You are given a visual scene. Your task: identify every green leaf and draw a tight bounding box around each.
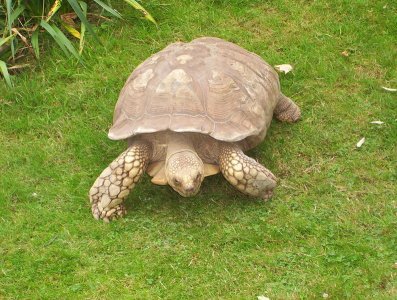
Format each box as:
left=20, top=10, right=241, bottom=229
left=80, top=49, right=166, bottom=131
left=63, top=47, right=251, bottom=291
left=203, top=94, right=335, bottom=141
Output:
left=0, top=34, right=15, bottom=48
left=40, top=20, right=81, bottom=61
left=40, top=19, right=69, bottom=56
left=31, top=29, right=40, bottom=59
left=51, top=24, right=80, bottom=60
left=79, top=1, right=87, bottom=55
left=10, top=4, right=25, bottom=24
left=6, top=0, right=15, bottom=57
left=66, top=0, right=102, bottom=44
left=123, top=0, right=157, bottom=25
left=0, top=60, right=13, bottom=87
left=93, top=0, right=122, bottom=19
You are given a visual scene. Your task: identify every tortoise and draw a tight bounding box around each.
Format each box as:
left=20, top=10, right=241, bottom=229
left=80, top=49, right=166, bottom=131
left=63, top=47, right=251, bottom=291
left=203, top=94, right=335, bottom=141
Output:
left=89, top=37, right=301, bottom=222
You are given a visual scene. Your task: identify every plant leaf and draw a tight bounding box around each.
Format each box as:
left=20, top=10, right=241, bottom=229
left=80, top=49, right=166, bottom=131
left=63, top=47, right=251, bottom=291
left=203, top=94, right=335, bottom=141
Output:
left=93, top=0, right=122, bottom=18
left=275, top=64, right=293, bottom=74
left=8, top=63, right=30, bottom=70
left=51, top=24, right=81, bottom=60
left=6, top=0, right=15, bottom=58
left=11, top=28, right=29, bottom=47
left=0, top=34, right=15, bottom=48
left=381, top=86, right=397, bottom=92
left=66, top=0, right=102, bottom=44
left=356, top=137, right=365, bottom=148
left=79, top=1, right=87, bottom=55
left=31, top=29, right=40, bottom=59
left=10, top=4, right=25, bottom=24
left=46, top=0, right=62, bottom=22
left=40, top=19, right=69, bottom=56
left=0, top=60, right=13, bottom=87
left=123, top=0, right=157, bottom=25
left=61, top=21, right=81, bottom=39
left=341, top=50, right=349, bottom=57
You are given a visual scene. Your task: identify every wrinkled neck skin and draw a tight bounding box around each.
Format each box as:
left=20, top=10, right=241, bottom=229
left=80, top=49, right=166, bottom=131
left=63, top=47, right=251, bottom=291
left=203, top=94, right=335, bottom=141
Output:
left=165, top=133, right=204, bottom=197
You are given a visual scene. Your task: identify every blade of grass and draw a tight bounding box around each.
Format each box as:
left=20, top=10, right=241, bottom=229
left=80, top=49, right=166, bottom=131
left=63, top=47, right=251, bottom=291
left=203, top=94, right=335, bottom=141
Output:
left=79, top=1, right=87, bottom=55
left=92, top=0, right=122, bottom=18
left=5, top=0, right=15, bottom=58
left=123, top=0, right=157, bottom=25
left=66, top=0, right=102, bottom=44
left=46, top=0, right=62, bottom=22
left=31, top=29, right=39, bottom=59
left=0, top=60, right=12, bottom=87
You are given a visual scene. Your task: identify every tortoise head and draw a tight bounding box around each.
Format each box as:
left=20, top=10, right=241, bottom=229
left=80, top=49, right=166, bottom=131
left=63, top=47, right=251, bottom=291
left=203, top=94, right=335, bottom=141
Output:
left=165, top=150, right=204, bottom=197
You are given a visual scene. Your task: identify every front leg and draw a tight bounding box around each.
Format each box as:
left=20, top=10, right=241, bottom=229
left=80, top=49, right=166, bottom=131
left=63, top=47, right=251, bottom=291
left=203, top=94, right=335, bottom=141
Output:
left=89, top=141, right=151, bottom=222
left=218, top=143, right=277, bottom=200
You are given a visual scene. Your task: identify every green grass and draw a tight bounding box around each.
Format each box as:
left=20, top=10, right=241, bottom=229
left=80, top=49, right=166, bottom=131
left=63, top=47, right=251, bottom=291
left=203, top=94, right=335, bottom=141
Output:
left=1, top=0, right=396, bottom=299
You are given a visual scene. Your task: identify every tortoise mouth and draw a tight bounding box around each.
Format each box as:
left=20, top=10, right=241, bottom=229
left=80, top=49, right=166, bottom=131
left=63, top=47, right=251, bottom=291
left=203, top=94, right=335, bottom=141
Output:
left=172, top=184, right=201, bottom=198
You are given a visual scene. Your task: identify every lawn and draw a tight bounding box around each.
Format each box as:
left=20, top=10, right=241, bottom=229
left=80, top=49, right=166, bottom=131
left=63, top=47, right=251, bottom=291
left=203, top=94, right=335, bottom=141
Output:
left=0, top=0, right=396, bottom=299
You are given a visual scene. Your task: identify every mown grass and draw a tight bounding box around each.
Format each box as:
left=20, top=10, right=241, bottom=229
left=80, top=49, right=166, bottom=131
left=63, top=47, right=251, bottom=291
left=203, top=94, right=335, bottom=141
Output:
left=1, top=0, right=396, bottom=299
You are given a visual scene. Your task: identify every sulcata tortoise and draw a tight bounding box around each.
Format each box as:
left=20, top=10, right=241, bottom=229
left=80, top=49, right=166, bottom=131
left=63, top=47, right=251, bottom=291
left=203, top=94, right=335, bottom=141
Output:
left=89, top=37, right=301, bottom=221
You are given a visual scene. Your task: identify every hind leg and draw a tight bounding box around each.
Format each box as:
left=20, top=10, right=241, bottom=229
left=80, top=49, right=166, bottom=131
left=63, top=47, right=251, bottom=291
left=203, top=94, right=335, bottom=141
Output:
left=274, top=93, right=301, bottom=122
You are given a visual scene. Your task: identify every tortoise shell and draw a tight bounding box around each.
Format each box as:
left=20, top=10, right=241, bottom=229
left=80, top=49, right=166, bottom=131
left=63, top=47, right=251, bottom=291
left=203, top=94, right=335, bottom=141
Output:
left=108, top=37, right=281, bottom=148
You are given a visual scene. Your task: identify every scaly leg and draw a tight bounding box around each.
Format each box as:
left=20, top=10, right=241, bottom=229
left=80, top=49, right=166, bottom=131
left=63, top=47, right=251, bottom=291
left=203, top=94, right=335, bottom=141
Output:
left=89, top=141, right=151, bottom=222
left=218, top=143, right=277, bottom=200
left=274, top=93, right=301, bottom=122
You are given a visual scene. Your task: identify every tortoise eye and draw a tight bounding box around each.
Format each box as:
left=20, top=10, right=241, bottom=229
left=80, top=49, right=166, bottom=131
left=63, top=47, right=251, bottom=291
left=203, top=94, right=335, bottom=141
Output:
left=195, top=174, right=201, bottom=182
left=174, top=179, right=181, bottom=186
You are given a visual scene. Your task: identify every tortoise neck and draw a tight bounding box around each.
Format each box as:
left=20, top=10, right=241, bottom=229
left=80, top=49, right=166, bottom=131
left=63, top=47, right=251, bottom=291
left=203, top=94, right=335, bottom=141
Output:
left=166, top=132, right=196, bottom=161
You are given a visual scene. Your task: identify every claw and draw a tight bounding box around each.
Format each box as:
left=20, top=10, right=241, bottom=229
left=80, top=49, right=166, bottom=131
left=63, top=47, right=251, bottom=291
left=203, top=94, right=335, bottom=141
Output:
left=262, top=190, right=274, bottom=201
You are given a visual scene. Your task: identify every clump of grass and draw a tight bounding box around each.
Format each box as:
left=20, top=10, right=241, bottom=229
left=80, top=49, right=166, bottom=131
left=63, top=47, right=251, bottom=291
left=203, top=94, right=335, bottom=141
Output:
left=0, top=0, right=156, bottom=87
